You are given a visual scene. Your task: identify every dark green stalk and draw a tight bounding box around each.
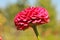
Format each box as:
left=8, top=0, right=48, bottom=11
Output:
left=31, top=25, right=40, bottom=40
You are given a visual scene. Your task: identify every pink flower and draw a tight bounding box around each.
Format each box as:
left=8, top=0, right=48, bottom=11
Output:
left=14, top=7, right=49, bottom=30
left=0, top=36, right=2, bottom=40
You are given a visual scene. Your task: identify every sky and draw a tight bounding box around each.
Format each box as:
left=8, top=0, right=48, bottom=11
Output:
left=51, top=0, right=60, bottom=20
left=0, top=0, right=17, bottom=8
left=0, top=0, right=60, bottom=20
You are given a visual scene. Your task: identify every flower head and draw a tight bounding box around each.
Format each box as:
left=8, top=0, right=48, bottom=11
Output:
left=0, top=36, right=2, bottom=40
left=14, top=7, right=49, bottom=30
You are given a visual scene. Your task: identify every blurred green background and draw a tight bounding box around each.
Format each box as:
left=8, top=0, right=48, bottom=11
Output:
left=0, top=0, right=60, bottom=40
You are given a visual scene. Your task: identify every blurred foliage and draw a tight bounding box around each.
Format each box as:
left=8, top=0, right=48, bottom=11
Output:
left=38, top=0, right=57, bottom=32
left=0, top=0, right=60, bottom=40
left=0, top=14, right=7, bottom=24
left=6, top=4, right=25, bottom=20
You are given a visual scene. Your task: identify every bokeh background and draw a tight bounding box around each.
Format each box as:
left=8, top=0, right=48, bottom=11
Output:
left=0, top=0, right=60, bottom=40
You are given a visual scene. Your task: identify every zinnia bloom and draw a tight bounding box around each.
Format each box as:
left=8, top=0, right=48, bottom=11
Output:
left=0, top=36, right=2, bottom=40
left=14, top=7, right=49, bottom=30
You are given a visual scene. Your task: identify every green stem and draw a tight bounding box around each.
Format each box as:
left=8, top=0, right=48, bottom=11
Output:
left=32, top=25, right=40, bottom=40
